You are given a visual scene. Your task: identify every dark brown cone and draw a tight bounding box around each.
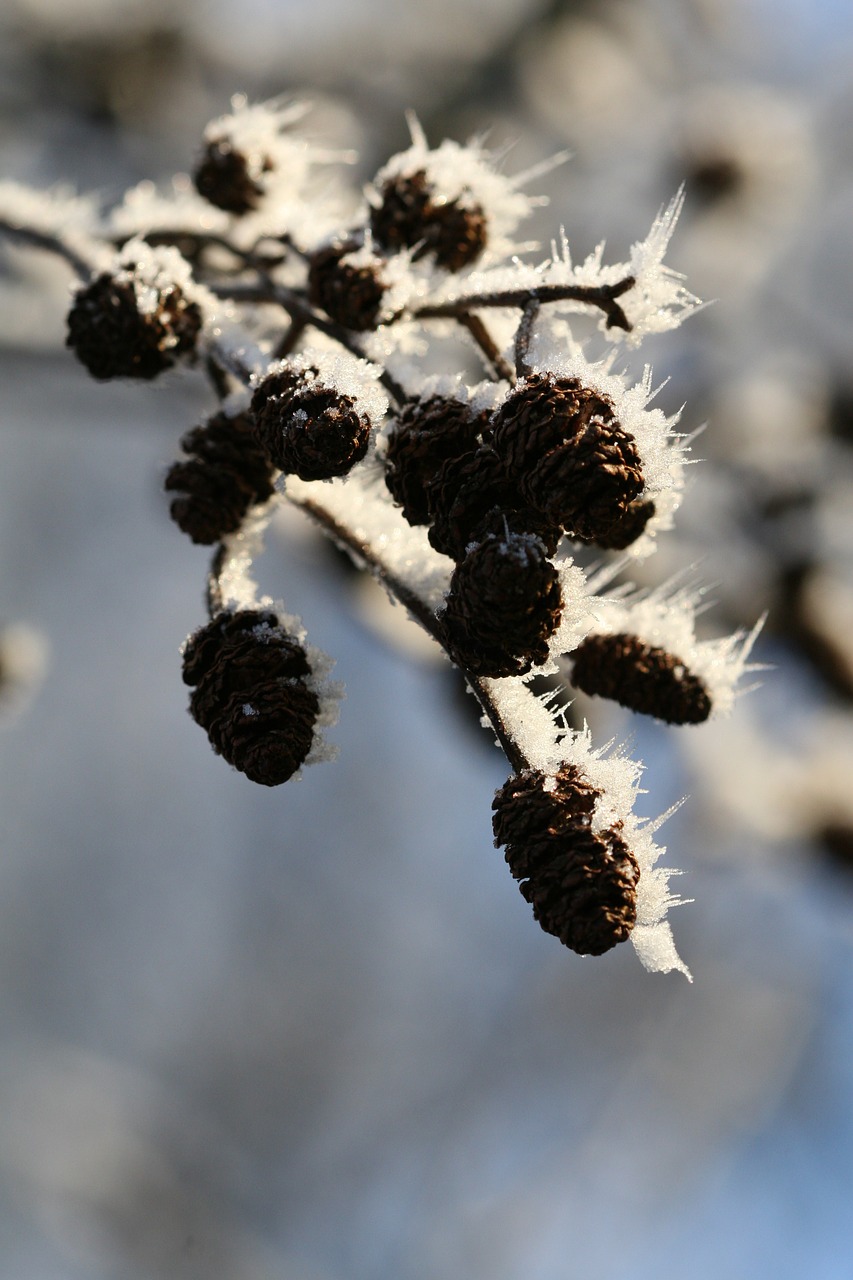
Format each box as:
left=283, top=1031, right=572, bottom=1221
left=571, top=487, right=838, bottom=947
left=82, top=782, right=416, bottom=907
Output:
left=573, top=499, right=657, bottom=551
left=426, top=446, right=562, bottom=562
left=307, top=242, right=386, bottom=331
left=492, top=766, right=640, bottom=956
left=183, top=611, right=311, bottom=727
left=191, top=640, right=306, bottom=754
left=369, top=169, right=487, bottom=271
left=569, top=631, right=712, bottom=724
left=183, top=609, right=318, bottom=786
left=439, top=532, right=562, bottom=678
left=165, top=411, right=276, bottom=545
left=490, top=374, right=645, bottom=542
left=216, top=680, right=319, bottom=786
left=251, top=368, right=371, bottom=480
left=182, top=609, right=288, bottom=685
left=66, top=272, right=202, bottom=381
left=383, top=396, right=486, bottom=525
left=193, top=139, right=268, bottom=214
left=492, top=766, right=599, bottom=856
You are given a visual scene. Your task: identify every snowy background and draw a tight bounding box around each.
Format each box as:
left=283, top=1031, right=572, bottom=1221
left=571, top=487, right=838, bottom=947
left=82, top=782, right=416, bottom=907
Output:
left=2, top=0, right=853, bottom=1277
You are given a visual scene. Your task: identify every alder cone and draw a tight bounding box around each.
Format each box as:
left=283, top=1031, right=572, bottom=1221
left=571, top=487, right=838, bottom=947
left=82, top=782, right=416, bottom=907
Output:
left=490, top=374, right=645, bottom=542
left=439, top=532, right=562, bottom=678
left=492, top=767, right=599, bottom=856
left=569, top=632, right=712, bottom=724
left=384, top=396, right=485, bottom=526
left=165, top=411, right=276, bottom=545
left=518, top=818, right=640, bottom=957
left=575, top=498, right=657, bottom=551
left=183, top=610, right=312, bottom=738
left=308, top=242, right=386, bottom=331
left=193, top=140, right=267, bottom=214
left=370, top=169, right=487, bottom=271
left=183, top=609, right=318, bottom=786
left=493, top=767, right=640, bottom=956
left=215, top=681, right=319, bottom=786
left=426, top=446, right=562, bottom=562
left=251, top=368, right=370, bottom=480
left=183, top=609, right=283, bottom=685
left=66, top=273, right=202, bottom=381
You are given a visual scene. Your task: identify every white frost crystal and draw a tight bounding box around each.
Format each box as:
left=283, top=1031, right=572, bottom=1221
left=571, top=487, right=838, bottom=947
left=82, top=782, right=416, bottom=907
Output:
left=256, top=348, right=389, bottom=430
left=202, top=96, right=314, bottom=199
left=542, top=191, right=703, bottom=344
left=108, top=176, right=231, bottom=241
left=112, top=237, right=217, bottom=325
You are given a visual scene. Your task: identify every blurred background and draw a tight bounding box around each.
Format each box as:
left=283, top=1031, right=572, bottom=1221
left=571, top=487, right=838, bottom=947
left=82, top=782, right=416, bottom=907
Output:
left=2, top=0, right=853, bottom=1276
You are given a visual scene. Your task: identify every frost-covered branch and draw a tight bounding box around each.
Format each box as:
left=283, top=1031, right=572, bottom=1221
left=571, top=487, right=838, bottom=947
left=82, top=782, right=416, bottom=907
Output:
left=0, top=214, right=93, bottom=280
left=415, top=275, right=636, bottom=332
left=454, top=312, right=516, bottom=382
left=0, top=96, right=761, bottom=979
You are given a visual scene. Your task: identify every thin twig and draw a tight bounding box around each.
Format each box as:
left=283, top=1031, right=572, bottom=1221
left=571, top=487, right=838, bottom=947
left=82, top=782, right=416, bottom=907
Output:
left=455, top=312, right=515, bottom=382
left=416, top=275, right=636, bottom=332
left=205, top=355, right=233, bottom=401
left=211, top=279, right=409, bottom=405
left=0, top=219, right=92, bottom=281
left=515, top=297, right=541, bottom=378
left=207, top=338, right=258, bottom=387
left=272, top=316, right=308, bottom=361
left=119, top=228, right=288, bottom=273
left=289, top=491, right=530, bottom=774
left=206, top=544, right=227, bottom=619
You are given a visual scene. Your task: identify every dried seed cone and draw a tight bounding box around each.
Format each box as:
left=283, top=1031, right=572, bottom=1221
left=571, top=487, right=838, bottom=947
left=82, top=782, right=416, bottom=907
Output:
left=193, top=139, right=267, bottom=215
left=182, top=609, right=318, bottom=786
left=370, top=169, right=487, bottom=271
left=214, top=681, right=320, bottom=786
left=575, top=499, right=657, bottom=551
left=439, top=532, right=562, bottom=678
left=165, top=411, right=276, bottom=545
left=493, top=766, right=640, bottom=956
left=427, top=446, right=562, bottom=562
left=490, top=374, right=645, bottom=542
left=307, top=242, right=386, bottom=331
left=66, top=272, right=202, bottom=381
left=569, top=632, right=713, bottom=724
left=383, top=396, right=485, bottom=526
left=251, top=367, right=371, bottom=480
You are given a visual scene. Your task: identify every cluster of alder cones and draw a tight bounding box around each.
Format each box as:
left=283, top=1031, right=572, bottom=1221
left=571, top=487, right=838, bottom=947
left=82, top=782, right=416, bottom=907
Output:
left=49, top=102, right=729, bottom=967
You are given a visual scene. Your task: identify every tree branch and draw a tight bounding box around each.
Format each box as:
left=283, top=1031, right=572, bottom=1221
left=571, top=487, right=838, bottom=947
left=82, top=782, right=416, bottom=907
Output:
left=283, top=488, right=532, bottom=774
left=515, top=297, right=541, bottom=377
left=416, top=275, right=636, bottom=332
left=210, top=279, right=409, bottom=405
left=0, top=218, right=92, bottom=281
left=455, top=312, right=515, bottom=382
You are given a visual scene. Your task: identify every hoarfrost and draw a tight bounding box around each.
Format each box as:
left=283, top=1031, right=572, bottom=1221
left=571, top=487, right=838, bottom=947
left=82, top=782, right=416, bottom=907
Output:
left=580, top=580, right=766, bottom=717
left=369, top=115, right=540, bottom=263
left=258, top=348, right=389, bottom=428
